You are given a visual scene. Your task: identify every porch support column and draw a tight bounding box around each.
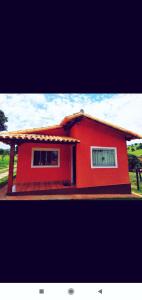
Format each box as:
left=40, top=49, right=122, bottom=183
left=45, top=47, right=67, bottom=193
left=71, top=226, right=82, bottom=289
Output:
left=7, top=143, right=15, bottom=194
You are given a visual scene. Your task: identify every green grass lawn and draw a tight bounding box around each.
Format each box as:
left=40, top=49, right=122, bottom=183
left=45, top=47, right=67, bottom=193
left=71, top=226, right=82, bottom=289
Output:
left=0, top=166, right=17, bottom=175
left=129, top=172, right=142, bottom=196
left=0, top=175, right=9, bottom=187
left=128, top=149, right=142, bottom=157
left=0, top=155, right=10, bottom=170
left=0, top=154, right=17, bottom=173
left=0, top=154, right=17, bottom=187
left=0, top=172, right=17, bottom=187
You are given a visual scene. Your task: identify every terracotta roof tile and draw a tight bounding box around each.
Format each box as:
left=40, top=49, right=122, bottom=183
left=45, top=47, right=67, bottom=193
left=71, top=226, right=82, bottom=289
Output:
left=60, top=112, right=142, bottom=140
left=4, top=124, right=63, bottom=134
left=0, top=112, right=141, bottom=142
left=0, top=133, right=80, bottom=144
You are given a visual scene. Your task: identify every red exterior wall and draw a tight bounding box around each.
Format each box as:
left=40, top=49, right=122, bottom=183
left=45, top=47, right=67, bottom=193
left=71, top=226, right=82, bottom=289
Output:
left=70, top=118, right=130, bottom=188
left=16, top=143, right=71, bottom=183
left=16, top=117, right=130, bottom=188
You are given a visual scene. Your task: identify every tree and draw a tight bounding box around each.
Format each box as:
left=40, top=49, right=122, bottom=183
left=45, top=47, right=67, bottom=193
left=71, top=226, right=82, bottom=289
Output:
left=0, top=110, right=8, bottom=131
left=136, top=144, right=142, bottom=150
left=128, top=154, right=141, bottom=171
left=0, top=149, right=4, bottom=155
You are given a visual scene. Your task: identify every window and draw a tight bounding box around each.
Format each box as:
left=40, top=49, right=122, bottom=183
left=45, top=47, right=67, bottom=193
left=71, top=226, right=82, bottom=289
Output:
left=32, top=149, right=60, bottom=167
left=91, top=147, right=117, bottom=168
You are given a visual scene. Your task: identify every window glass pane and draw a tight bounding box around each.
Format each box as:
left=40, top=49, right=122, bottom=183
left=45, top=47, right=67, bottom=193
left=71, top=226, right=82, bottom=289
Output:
left=40, top=151, right=46, bottom=165
left=51, top=151, right=58, bottom=164
left=46, top=151, right=58, bottom=165
left=33, top=151, right=40, bottom=165
left=46, top=151, right=52, bottom=165
left=92, top=149, right=116, bottom=167
left=33, top=150, right=59, bottom=166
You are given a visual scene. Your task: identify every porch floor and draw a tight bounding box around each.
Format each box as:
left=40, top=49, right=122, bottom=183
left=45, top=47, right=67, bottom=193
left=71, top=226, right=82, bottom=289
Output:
left=5, top=180, right=139, bottom=198
left=12, top=182, right=74, bottom=193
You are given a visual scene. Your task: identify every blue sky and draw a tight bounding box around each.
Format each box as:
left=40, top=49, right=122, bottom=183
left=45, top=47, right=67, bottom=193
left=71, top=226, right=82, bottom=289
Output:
left=0, top=93, right=142, bottom=148
left=44, top=93, right=115, bottom=102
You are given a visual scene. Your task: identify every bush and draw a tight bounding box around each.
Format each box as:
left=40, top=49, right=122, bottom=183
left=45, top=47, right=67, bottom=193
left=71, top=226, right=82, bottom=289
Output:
left=136, top=144, right=142, bottom=150
left=128, top=154, right=141, bottom=171
left=0, top=149, right=4, bottom=155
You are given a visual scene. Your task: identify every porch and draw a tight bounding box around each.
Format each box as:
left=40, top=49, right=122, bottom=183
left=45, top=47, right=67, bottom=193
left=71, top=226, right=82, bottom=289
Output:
left=0, top=132, right=79, bottom=195
left=4, top=179, right=132, bottom=196
left=11, top=180, right=76, bottom=196
left=0, top=180, right=140, bottom=200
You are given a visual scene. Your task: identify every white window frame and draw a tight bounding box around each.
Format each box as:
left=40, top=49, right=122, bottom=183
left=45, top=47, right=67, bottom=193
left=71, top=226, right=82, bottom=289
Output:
left=90, top=146, right=118, bottom=168
left=31, top=148, right=60, bottom=168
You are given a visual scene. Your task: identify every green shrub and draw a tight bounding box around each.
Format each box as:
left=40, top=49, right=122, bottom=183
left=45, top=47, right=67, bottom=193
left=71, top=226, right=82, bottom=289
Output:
left=136, top=144, right=142, bottom=150
left=128, top=154, right=141, bottom=171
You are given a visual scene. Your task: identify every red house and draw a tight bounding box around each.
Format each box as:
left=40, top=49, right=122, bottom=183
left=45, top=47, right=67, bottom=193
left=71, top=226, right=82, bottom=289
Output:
left=0, top=111, right=141, bottom=196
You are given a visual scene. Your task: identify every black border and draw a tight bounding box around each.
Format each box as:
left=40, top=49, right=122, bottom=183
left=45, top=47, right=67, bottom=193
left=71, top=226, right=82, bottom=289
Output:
left=0, top=200, right=142, bottom=283
left=1, top=34, right=142, bottom=282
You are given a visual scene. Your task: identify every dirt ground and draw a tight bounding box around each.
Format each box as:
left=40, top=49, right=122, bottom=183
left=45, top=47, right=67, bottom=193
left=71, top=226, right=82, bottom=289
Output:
left=0, top=171, right=8, bottom=179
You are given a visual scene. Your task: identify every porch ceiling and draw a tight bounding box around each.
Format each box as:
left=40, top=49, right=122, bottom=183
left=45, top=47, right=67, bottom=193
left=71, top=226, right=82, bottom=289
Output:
left=0, top=133, right=80, bottom=145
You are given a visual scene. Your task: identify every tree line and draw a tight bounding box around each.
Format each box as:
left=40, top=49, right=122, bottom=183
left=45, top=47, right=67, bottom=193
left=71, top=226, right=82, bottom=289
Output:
left=128, top=143, right=142, bottom=151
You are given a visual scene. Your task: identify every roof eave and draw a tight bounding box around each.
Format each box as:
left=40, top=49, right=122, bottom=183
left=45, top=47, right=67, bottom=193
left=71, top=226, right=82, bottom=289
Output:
left=0, top=125, right=63, bottom=135
left=61, top=113, right=142, bottom=140
left=125, top=135, right=142, bottom=141
left=0, top=135, right=80, bottom=144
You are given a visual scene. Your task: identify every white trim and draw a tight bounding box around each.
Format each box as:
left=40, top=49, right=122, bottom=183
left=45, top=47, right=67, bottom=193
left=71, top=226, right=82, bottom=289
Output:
left=31, top=148, right=60, bottom=168
left=90, top=146, right=118, bottom=169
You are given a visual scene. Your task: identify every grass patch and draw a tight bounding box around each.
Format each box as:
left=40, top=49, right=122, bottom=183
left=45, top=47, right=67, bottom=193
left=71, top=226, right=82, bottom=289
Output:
left=0, top=172, right=17, bottom=188
left=0, top=166, right=17, bottom=175
left=0, top=154, right=17, bottom=188
left=0, top=168, right=9, bottom=173
left=0, top=155, right=10, bottom=169
left=129, top=172, right=142, bottom=196
left=0, top=154, right=17, bottom=173
left=128, top=149, right=142, bottom=157
left=0, top=175, right=8, bottom=188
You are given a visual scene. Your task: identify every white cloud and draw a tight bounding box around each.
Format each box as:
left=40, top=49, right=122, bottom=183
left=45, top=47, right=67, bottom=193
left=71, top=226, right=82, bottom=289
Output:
left=0, top=93, right=142, bottom=149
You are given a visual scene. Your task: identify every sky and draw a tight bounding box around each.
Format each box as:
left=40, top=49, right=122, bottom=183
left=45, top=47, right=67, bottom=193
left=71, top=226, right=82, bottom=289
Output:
left=0, top=93, right=142, bottom=148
